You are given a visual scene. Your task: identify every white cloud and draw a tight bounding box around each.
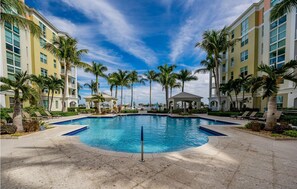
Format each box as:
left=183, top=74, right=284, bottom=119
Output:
left=169, top=0, right=259, bottom=63
left=60, top=0, right=158, bottom=66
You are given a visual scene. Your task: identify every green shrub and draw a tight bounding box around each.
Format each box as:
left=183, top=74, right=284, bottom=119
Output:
left=283, top=130, right=297, bottom=137
left=0, top=124, right=17, bottom=134
left=245, top=122, right=252, bottom=129
left=273, top=122, right=291, bottom=134
left=120, top=109, right=138, bottom=113
left=251, top=122, right=262, bottom=132
left=23, top=120, right=40, bottom=132
left=51, top=111, right=78, bottom=117
left=190, top=109, right=208, bottom=114
left=147, top=110, right=169, bottom=113
left=0, top=108, right=13, bottom=122
left=208, top=111, right=241, bottom=117
left=290, top=119, right=297, bottom=126
left=23, top=106, right=46, bottom=116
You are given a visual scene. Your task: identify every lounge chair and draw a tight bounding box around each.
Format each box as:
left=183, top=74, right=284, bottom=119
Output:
left=23, top=111, right=39, bottom=121
left=35, top=111, right=48, bottom=119
left=247, top=111, right=258, bottom=119
left=45, top=110, right=61, bottom=118
left=236, top=111, right=250, bottom=119
left=250, top=112, right=266, bottom=121
left=251, top=111, right=282, bottom=122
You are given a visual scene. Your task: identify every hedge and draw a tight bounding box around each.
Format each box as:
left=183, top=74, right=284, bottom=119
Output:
left=120, top=110, right=138, bottom=113
left=208, top=111, right=241, bottom=117
left=51, top=111, right=79, bottom=117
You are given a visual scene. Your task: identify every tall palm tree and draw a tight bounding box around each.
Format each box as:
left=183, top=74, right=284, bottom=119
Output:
left=44, top=36, right=88, bottom=112
left=0, top=72, right=32, bottom=131
left=91, top=94, right=105, bottom=114
left=48, top=76, right=64, bottom=111
left=111, top=70, right=130, bottom=107
left=77, top=82, right=82, bottom=102
left=252, top=61, right=297, bottom=130
left=144, top=70, right=159, bottom=108
left=196, top=27, right=236, bottom=111
left=271, top=0, right=297, bottom=21
left=237, top=74, right=252, bottom=110
left=107, top=73, right=116, bottom=97
left=84, top=80, right=98, bottom=95
left=169, top=79, right=181, bottom=97
left=129, top=71, right=147, bottom=108
left=1, top=0, right=41, bottom=36
left=220, top=79, right=235, bottom=109
left=177, top=69, right=198, bottom=92
left=31, top=75, right=47, bottom=107
left=84, top=61, right=108, bottom=94
left=157, top=64, right=177, bottom=108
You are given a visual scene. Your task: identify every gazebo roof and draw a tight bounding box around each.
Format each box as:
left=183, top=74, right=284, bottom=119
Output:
left=84, top=93, right=117, bottom=101
left=169, top=92, right=202, bottom=100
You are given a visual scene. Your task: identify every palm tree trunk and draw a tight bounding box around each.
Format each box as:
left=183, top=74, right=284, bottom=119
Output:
left=115, top=86, right=118, bottom=99
left=62, top=66, right=68, bottom=112
left=241, top=90, right=245, bottom=111
left=96, top=75, right=99, bottom=94
left=165, top=86, right=169, bottom=109
left=149, top=81, right=152, bottom=109
left=121, top=85, right=123, bottom=107
left=214, top=57, right=222, bottom=111
left=170, top=87, right=172, bottom=98
left=265, top=95, right=277, bottom=130
left=13, top=91, right=23, bottom=132
left=235, top=94, right=238, bottom=110
left=182, top=81, right=184, bottom=92
left=39, top=88, right=43, bottom=107
left=50, top=90, right=54, bottom=111
left=131, top=83, right=133, bottom=108
left=47, top=90, right=50, bottom=111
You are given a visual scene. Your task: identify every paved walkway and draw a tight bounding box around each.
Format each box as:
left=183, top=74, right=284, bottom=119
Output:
left=1, top=115, right=297, bottom=189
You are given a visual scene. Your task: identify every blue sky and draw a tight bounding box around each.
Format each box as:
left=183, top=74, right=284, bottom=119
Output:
left=26, top=0, right=259, bottom=105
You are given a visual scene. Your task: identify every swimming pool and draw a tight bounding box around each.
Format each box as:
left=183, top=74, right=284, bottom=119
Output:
left=56, top=115, right=230, bottom=153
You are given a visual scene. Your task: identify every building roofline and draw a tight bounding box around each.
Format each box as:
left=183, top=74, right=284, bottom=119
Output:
left=229, top=0, right=263, bottom=28
left=28, top=8, right=70, bottom=37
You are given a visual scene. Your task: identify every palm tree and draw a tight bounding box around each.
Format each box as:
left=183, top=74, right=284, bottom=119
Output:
left=77, top=82, right=82, bottom=102
left=112, top=70, right=130, bottom=107
left=144, top=70, right=159, bottom=108
left=0, top=72, right=32, bottom=131
left=44, top=36, right=88, bottom=112
left=107, top=73, right=116, bottom=97
left=31, top=75, right=48, bottom=107
left=1, top=0, right=41, bottom=36
left=91, top=94, right=105, bottom=114
left=84, top=61, right=108, bottom=94
left=237, top=74, right=252, bottom=110
left=196, top=27, right=236, bottom=111
left=271, top=0, right=297, bottom=21
left=157, top=64, right=177, bottom=108
left=177, top=69, right=198, bottom=92
left=129, top=71, right=147, bottom=108
left=169, top=79, right=181, bottom=97
left=220, top=79, right=235, bottom=109
left=84, top=80, right=98, bottom=95
left=47, top=76, right=64, bottom=111
left=252, top=61, right=297, bottom=130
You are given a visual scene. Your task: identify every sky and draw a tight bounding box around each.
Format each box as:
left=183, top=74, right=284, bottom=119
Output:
left=26, top=0, right=259, bottom=105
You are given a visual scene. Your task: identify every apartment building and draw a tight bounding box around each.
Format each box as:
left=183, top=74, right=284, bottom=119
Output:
left=209, top=0, right=297, bottom=111
left=29, top=9, right=79, bottom=111
left=0, top=1, right=79, bottom=110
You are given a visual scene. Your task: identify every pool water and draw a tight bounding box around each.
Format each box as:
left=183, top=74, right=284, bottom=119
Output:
left=57, top=115, right=229, bottom=153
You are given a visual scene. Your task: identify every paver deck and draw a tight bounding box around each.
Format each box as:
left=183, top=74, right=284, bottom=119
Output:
left=1, top=114, right=297, bottom=189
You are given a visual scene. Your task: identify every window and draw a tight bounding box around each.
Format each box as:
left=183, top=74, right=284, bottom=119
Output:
left=6, top=51, right=21, bottom=77
left=271, top=0, right=281, bottom=7
left=240, top=50, right=248, bottom=62
left=9, top=97, right=15, bottom=108
left=40, top=37, right=46, bottom=47
left=222, top=64, right=226, bottom=72
left=240, top=66, right=248, bottom=76
left=40, top=53, right=47, bottom=64
left=41, top=68, right=48, bottom=77
left=52, top=32, right=56, bottom=41
left=276, top=96, right=283, bottom=109
left=241, top=18, right=249, bottom=46
left=269, top=15, right=287, bottom=67
left=39, top=22, right=46, bottom=38
left=43, top=100, right=49, bottom=109
left=231, top=30, right=234, bottom=39
left=5, top=29, right=12, bottom=44
left=55, top=100, right=58, bottom=109
left=54, top=59, right=57, bottom=68
left=230, top=72, right=234, bottom=80
left=230, top=57, right=234, bottom=67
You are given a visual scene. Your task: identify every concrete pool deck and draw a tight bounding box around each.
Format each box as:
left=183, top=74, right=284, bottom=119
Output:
left=1, top=114, right=297, bottom=188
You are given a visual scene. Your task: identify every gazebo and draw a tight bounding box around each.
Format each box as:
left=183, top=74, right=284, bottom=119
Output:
left=169, top=92, right=202, bottom=112
left=84, top=93, right=117, bottom=109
